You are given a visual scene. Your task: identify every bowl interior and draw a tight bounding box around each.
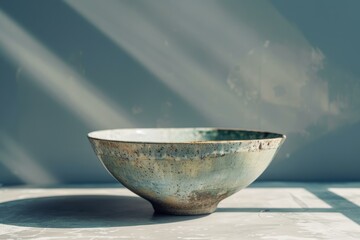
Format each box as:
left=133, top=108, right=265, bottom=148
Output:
left=88, top=128, right=284, bottom=143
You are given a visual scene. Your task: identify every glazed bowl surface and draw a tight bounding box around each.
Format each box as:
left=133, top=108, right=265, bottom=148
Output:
left=88, top=128, right=285, bottom=215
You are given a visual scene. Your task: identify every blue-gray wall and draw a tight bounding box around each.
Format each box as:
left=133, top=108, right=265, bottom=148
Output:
left=1, top=0, right=359, bottom=185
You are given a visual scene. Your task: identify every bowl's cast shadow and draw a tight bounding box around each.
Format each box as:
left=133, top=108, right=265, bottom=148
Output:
left=0, top=195, right=205, bottom=228
left=2, top=192, right=358, bottom=228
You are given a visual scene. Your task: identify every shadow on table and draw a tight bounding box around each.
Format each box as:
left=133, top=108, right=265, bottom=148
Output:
left=0, top=195, right=205, bottom=228
left=217, top=207, right=331, bottom=213
left=218, top=183, right=360, bottom=225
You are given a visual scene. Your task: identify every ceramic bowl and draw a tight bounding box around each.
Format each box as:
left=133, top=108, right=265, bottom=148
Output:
left=88, top=128, right=285, bottom=215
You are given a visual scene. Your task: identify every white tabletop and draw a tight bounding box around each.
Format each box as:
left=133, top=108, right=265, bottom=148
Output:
left=1, top=182, right=359, bottom=240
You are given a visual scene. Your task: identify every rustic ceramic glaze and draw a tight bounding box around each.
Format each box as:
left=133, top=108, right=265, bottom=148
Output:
left=88, top=128, right=286, bottom=215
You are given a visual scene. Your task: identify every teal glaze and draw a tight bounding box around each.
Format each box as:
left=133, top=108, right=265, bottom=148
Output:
left=88, top=128, right=286, bottom=215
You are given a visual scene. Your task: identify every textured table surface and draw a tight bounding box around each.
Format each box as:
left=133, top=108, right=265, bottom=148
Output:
left=0, top=182, right=359, bottom=240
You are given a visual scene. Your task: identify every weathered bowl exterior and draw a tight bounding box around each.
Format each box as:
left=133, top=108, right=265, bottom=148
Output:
left=88, top=128, right=285, bottom=215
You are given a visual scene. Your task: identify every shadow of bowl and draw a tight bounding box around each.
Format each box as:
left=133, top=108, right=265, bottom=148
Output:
left=0, top=195, right=205, bottom=228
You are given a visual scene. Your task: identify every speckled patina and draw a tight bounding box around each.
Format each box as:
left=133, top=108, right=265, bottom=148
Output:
left=88, top=128, right=286, bottom=215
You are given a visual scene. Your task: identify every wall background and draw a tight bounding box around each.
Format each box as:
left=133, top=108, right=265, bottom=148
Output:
left=1, top=0, right=359, bottom=185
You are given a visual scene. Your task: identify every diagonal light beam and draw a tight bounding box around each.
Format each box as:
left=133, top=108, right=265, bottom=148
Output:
left=65, top=0, right=339, bottom=134
left=0, top=134, right=58, bottom=185
left=64, top=0, right=263, bottom=127
left=0, top=9, right=134, bottom=129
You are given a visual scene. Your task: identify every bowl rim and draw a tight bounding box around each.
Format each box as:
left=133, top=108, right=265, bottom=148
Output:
left=87, top=127, right=286, bottom=145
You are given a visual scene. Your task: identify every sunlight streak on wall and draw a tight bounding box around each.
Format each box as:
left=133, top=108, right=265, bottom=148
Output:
left=0, top=9, right=134, bottom=129
left=63, top=0, right=357, bottom=135
left=140, top=0, right=354, bottom=133
left=65, top=0, right=262, bottom=127
left=0, top=134, right=57, bottom=185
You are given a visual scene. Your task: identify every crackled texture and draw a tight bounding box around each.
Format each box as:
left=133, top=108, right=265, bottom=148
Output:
left=88, top=128, right=285, bottom=215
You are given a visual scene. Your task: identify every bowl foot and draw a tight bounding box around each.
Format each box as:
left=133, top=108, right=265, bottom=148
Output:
left=151, top=202, right=218, bottom=215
